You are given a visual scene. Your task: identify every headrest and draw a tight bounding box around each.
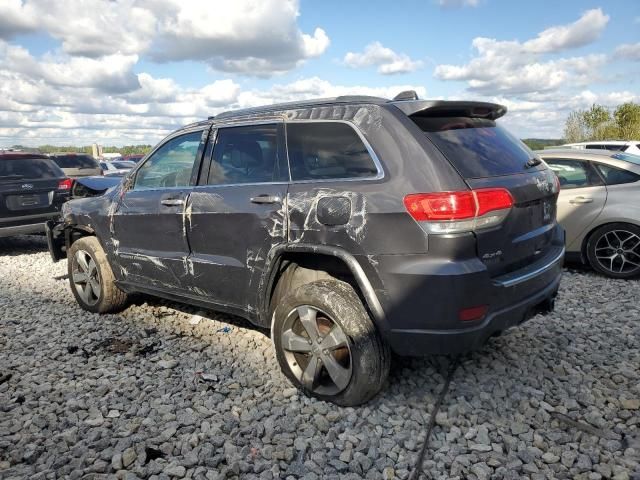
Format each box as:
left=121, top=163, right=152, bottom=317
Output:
left=230, top=141, right=262, bottom=169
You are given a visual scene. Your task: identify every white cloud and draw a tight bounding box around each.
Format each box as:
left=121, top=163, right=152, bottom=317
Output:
left=343, top=42, right=423, bottom=75
left=0, top=0, right=328, bottom=76
left=434, top=9, right=610, bottom=95
left=614, top=42, right=640, bottom=61
left=0, top=42, right=426, bottom=145
left=436, top=0, right=479, bottom=8
left=522, top=8, right=609, bottom=53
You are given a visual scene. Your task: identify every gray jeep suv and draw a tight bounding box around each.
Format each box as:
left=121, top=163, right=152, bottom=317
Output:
left=48, top=93, right=564, bottom=405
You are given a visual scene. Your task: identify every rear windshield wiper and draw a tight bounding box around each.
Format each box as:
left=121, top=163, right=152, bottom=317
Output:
left=525, top=158, right=542, bottom=169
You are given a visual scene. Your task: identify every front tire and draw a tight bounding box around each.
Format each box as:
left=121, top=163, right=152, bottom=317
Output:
left=586, top=223, right=640, bottom=279
left=68, top=236, right=128, bottom=313
left=272, top=279, right=390, bottom=406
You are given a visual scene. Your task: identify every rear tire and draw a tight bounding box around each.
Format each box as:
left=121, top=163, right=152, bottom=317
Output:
left=68, top=236, right=129, bottom=313
left=272, top=279, right=390, bottom=406
left=586, top=223, right=640, bottom=279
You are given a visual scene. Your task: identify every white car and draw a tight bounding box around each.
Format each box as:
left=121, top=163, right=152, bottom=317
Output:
left=538, top=149, right=640, bottom=278
left=100, top=160, right=136, bottom=176
left=554, top=141, right=640, bottom=155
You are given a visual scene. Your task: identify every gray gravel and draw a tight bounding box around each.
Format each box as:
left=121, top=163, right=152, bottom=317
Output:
left=0, top=235, right=639, bottom=480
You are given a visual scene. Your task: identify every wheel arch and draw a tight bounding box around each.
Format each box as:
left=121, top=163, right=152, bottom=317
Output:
left=260, top=244, right=387, bottom=332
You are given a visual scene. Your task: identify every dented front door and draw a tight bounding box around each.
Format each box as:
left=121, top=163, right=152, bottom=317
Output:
left=111, top=128, right=207, bottom=292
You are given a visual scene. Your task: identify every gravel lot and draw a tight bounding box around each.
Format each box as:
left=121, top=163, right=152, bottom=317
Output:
left=0, top=235, right=639, bottom=480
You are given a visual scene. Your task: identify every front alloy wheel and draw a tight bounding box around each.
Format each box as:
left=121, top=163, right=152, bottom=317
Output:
left=72, top=250, right=101, bottom=306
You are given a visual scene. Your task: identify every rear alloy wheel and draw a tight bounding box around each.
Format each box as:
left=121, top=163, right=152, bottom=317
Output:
left=587, top=223, right=640, bottom=279
left=272, top=279, right=390, bottom=406
left=68, top=236, right=129, bottom=313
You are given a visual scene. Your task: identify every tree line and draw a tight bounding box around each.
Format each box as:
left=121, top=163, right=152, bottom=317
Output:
left=564, top=102, right=640, bottom=143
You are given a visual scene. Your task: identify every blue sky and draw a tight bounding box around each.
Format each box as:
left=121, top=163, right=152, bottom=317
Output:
left=0, top=0, right=638, bottom=146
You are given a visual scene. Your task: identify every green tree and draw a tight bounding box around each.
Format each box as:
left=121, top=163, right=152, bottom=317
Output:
left=563, top=102, right=640, bottom=142
left=614, top=102, right=640, bottom=140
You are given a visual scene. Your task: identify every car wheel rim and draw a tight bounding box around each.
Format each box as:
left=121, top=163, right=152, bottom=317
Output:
left=72, top=250, right=101, bottom=306
left=280, top=305, right=353, bottom=396
left=594, top=229, right=640, bottom=275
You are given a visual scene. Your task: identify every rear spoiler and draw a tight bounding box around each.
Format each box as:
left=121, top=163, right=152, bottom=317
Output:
left=390, top=100, right=507, bottom=120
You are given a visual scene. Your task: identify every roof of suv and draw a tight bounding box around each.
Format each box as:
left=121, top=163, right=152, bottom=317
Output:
left=201, top=96, right=507, bottom=124
left=0, top=151, right=50, bottom=160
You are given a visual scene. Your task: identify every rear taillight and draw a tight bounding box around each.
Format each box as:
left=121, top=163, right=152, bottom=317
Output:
left=58, top=178, right=73, bottom=191
left=404, top=188, right=513, bottom=234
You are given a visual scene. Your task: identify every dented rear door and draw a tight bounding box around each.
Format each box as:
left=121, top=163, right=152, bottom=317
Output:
left=184, top=122, right=289, bottom=312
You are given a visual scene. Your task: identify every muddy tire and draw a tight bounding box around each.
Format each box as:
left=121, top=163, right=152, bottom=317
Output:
left=68, top=236, right=128, bottom=313
left=272, top=279, right=390, bottom=406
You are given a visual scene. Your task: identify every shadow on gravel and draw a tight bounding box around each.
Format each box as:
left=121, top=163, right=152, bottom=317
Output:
left=0, top=234, right=48, bottom=256
left=128, top=293, right=271, bottom=339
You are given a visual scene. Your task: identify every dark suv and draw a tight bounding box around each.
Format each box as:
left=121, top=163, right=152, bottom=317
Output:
left=48, top=94, right=564, bottom=405
left=1, top=152, right=71, bottom=237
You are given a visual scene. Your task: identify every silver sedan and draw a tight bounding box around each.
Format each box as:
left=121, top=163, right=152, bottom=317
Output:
left=537, top=149, right=640, bottom=278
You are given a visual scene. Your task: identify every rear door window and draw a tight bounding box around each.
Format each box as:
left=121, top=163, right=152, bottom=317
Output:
left=286, top=122, right=379, bottom=181
left=208, top=124, right=286, bottom=185
left=593, top=163, right=640, bottom=185
left=0, top=157, right=63, bottom=180
left=412, top=116, right=537, bottom=178
left=545, top=159, right=603, bottom=189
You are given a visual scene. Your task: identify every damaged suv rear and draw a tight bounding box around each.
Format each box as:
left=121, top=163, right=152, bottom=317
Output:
left=48, top=93, right=564, bottom=405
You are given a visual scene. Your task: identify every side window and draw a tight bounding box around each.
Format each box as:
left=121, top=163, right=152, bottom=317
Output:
left=134, top=131, right=203, bottom=189
left=594, top=163, right=640, bottom=185
left=208, top=124, right=285, bottom=185
left=545, top=159, right=603, bottom=189
left=287, top=122, right=378, bottom=181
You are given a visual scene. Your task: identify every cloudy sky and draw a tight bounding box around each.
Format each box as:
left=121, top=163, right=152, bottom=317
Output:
left=0, top=0, right=638, bottom=146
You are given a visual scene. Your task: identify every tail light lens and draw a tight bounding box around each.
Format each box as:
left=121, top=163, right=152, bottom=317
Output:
left=58, top=178, right=73, bottom=191
left=404, top=188, right=513, bottom=234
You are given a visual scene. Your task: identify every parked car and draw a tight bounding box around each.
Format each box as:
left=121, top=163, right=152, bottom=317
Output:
left=0, top=152, right=71, bottom=237
left=48, top=94, right=563, bottom=405
left=100, top=160, right=136, bottom=177
left=554, top=141, right=640, bottom=155
left=538, top=149, right=640, bottom=278
left=122, top=154, right=145, bottom=163
left=49, top=153, right=102, bottom=177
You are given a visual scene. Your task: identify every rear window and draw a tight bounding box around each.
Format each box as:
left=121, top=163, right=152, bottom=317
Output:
left=611, top=152, right=640, bottom=165
left=287, top=122, right=379, bottom=181
left=51, top=154, right=99, bottom=169
left=0, top=158, right=63, bottom=180
left=412, top=116, right=538, bottom=178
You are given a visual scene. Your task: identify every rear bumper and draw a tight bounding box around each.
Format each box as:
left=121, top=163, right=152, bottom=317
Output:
left=372, top=227, right=565, bottom=356
left=0, top=212, right=61, bottom=238
left=386, top=270, right=561, bottom=355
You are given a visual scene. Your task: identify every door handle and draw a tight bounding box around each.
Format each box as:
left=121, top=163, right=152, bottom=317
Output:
left=569, top=196, right=593, bottom=204
left=250, top=195, right=281, bottom=205
left=161, top=198, right=184, bottom=206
